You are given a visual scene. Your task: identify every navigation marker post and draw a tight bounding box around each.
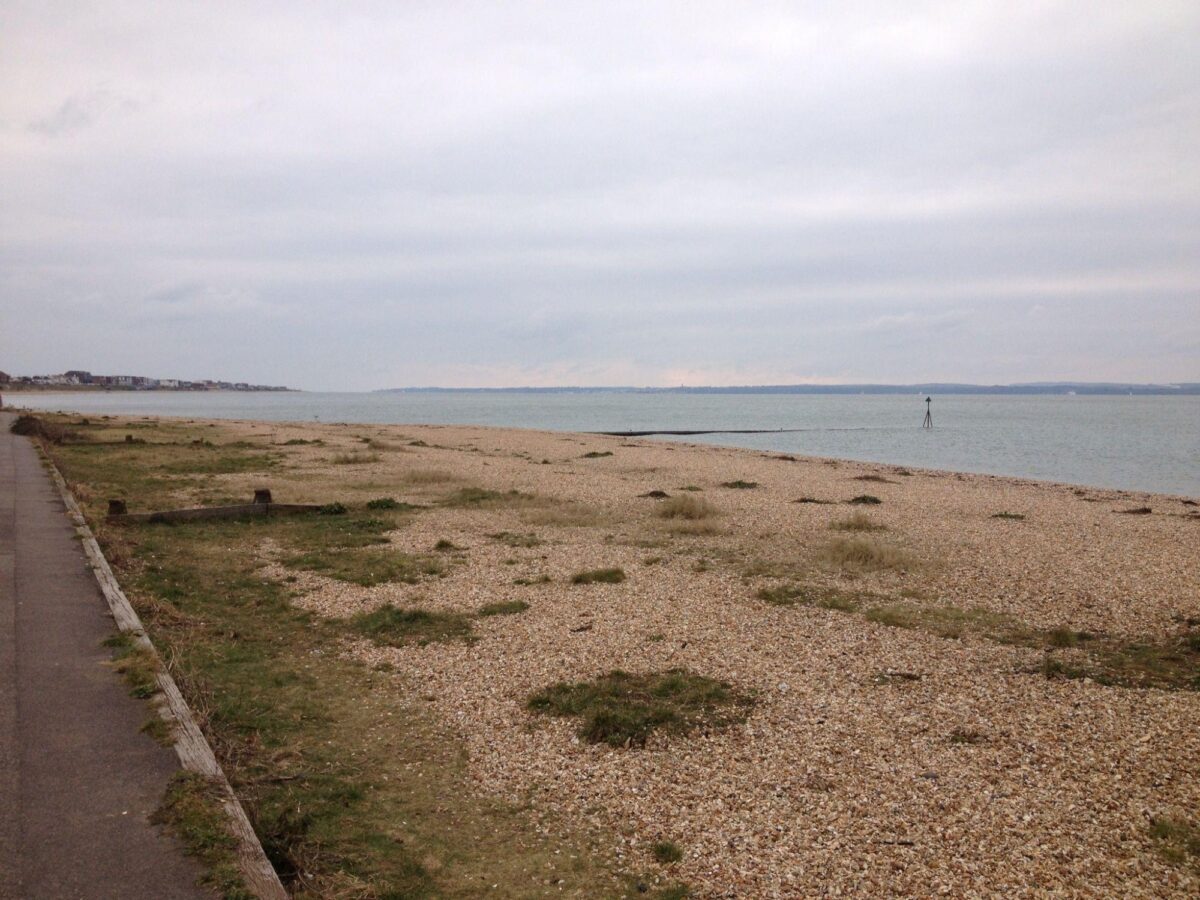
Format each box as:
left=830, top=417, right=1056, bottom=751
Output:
left=922, top=396, right=933, bottom=429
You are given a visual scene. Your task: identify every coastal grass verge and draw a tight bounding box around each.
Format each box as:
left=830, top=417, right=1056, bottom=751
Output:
left=527, top=669, right=754, bottom=748
left=42, top=415, right=638, bottom=897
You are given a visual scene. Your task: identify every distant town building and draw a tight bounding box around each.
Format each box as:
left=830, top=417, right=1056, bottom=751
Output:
left=3, top=369, right=290, bottom=392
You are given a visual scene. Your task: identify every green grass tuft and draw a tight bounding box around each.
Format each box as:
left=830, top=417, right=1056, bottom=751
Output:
left=652, top=841, right=684, bottom=864
left=478, top=600, right=530, bottom=617
left=571, top=568, right=626, bottom=585
left=153, top=772, right=252, bottom=899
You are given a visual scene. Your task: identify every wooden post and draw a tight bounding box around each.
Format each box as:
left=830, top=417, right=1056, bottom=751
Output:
left=253, top=488, right=272, bottom=505
left=107, top=499, right=128, bottom=517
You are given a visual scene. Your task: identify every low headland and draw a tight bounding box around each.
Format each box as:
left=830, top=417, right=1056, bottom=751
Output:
left=24, top=410, right=1200, bottom=897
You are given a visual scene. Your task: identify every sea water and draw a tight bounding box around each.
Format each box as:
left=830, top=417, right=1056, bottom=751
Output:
left=14, top=391, right=1200, bottom=497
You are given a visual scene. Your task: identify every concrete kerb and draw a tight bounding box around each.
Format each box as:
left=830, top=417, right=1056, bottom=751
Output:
left=41, top=451, right=288, bottom=900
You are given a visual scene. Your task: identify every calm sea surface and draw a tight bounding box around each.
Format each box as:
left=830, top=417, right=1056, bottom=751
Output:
left=15, top=391, right=1200, bottom=497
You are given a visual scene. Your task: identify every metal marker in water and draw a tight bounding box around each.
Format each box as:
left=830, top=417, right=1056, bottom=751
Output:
left=922, top=396, right=933, bottom=429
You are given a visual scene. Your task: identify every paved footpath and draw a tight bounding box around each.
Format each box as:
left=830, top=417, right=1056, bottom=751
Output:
left=0, top=412, right=211, bottom=899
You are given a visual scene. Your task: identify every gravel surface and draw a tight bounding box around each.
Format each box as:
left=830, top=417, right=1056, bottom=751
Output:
left=213, top=419, right=1198, bottom=896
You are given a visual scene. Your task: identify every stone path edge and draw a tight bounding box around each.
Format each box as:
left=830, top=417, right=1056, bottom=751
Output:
left=40, top=449, right=288, bottom=900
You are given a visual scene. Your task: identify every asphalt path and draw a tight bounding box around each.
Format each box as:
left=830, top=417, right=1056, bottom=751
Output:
left=0, top=412, right=210, bottom=899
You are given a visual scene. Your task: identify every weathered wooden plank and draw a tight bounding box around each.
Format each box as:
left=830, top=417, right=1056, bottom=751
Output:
left=108, top=502, right=323, bottom=525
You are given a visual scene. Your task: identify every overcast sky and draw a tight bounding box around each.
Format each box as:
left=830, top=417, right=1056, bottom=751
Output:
left=2, top=1, right=1197, bottom=390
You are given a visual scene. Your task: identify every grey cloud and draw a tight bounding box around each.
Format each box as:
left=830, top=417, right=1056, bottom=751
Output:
left=1, top=2, right=1197, bottom=389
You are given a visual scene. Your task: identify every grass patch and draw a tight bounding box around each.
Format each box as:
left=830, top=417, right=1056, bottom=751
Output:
left=848, top=494, right=882, bottom=505
left=864, top=603, right=1014, bottom=640
left=829, top=512, right=886, bottom=532
left=991, top=512, right=1026, bottom=520
left=655, top=495, right=717, bottom=520
left=514, top=574, right=553, bottom=585
left=351, top=605, right=474, bottom=647
left=433, top=538, right=462, bottom=552
left=581, top=451, right=614, bottom=459
left=1119, top=506, right=1153, bottom=515
left=487, top=531, right=543, bottom=547
left=1149, top=816, right=1200, bottom=867
left=1047, top=627, right=1093, bottom=648
left=755, top=584, right=862, bottom=611
left=720, top=480, right=757, bottom=489
left=285, top=548, right=443, bottom=587
left=365, top=497, right=404, bottom=510
left=817, top=537, right=913, bottom=572
left=527, top=669, right=753, bottom=748
left=153, top=772, right=251, bottom=899
left=282, top=438, right=321, bottom=446
left=651, top=841, right=683, bottom=864
left=678, top=485, right=703, bottom=492
left=331, top=452, right=381, bottom=465
left=639, top=490, right=670, bottom=499
left=793, top=496, right=833, bottom=504
left=1043, top=634, right=1200, bottom=690
left=571, top=568, right=626, bottom=585
left=853, top=474, right=895, bottom=484
left=478, top=600, right=530, bottom=617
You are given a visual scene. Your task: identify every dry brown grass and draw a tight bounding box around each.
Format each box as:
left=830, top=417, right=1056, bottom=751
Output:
left=662, top=518, right=726, bottom=536
left=829, top=512, right=887, bottom=532
left=655, top=494, right=719, bottom=520
left=817, top=536, right=915, bottom=572
left=520, top=502, right=609, bottom=528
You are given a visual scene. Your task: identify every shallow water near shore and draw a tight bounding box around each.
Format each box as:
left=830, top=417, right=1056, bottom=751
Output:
left=15, top=390, right=1200, bottom=496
